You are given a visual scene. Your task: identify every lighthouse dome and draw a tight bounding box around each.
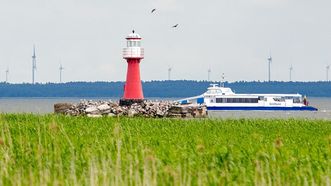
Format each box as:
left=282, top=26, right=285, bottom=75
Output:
left=126, top=30, right=141, bottom=39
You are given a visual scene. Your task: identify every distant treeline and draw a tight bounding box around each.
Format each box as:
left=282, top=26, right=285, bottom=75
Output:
left=0, top=81, right=330, bottom=97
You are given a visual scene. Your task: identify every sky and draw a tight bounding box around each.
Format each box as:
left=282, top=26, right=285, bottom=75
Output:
left=0, top=0, right=330, bottom=83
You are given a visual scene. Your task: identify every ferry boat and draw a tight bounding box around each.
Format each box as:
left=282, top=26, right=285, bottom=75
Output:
left=178, top=84, right=318, bottom=111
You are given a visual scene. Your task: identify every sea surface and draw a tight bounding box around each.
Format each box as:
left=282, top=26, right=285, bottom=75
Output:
left=0, top=97, right=330, bottom=120
left=0, top=97, right=171, bottom=114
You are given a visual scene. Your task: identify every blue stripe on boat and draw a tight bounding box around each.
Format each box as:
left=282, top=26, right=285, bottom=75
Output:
left=207, top=106, right=318, bottom=111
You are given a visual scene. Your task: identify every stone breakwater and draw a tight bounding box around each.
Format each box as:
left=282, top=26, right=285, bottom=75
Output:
left=54, top=100, right=207, bottom=118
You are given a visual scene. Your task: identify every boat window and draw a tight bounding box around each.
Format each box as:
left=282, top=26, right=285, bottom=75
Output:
left=216, top=98, right=258, bottom=103
left=244, top=98, right=259, bottom=103
left=273, top=97, right=285, bottom=102
left=293, top=97, right=301, bottom=103
left=258, top=96, right=264, bottom=100
left=216, top=98, right=224, bottom=103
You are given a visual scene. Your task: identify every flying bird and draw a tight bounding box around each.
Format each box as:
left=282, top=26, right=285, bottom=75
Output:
left=151, top=8, right=156, bottom=13
left=172, top=24, right=179, bottom=28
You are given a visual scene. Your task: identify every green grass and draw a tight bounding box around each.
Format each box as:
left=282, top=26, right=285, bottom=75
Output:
left=0, top=114, right=331, bottom=185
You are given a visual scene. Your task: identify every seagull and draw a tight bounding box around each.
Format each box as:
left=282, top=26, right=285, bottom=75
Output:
left=172, top=24, right=179, bottom=28
left=151, top=8, right=156, bottom=13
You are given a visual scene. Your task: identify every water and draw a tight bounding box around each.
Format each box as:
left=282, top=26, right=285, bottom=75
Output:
left=0, top=97, right=173, bottom=114
left=0, top=97, right=330, bottom=120
left=0, top=98, right=95, bottom=114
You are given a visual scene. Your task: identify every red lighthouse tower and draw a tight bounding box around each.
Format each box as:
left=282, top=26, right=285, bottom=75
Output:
left=120, top=30, right=145, bottom=106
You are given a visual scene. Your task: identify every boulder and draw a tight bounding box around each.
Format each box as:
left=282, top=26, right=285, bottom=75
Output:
left=107, top=113, right=116, bottom=117
left=54, top=103, right=75, bottom=114
left=97, top=104, right=111, bottom=113
left=167, top=106, right=184, bottom=114
left=156, top=108, right=165, bottom=117
left=85, top=106, right=99, bottom=114
left=128, top=109, right=138, bottom=117
left=87, top=114, right=102, bottom=118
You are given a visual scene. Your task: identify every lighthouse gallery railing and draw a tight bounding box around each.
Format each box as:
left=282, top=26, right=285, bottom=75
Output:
left=123, top=48, right=144, bottom=59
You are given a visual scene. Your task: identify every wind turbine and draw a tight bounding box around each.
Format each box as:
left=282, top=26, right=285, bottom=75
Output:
left=32, top=45, right=37, bottom=84
left=327, top=65, right=330, bottom=82
left=168, top=67, right=172, bottom=80
left=267, top=51, right=272, bottom=82
left=289, top=65, right=293, bottom=82
left=220, top=73, right=225, bottom=87
left=208, top=68, right=211, bottom=81
left=5, top=68, right=9, bottom=83
left=59, top=64, right=64, bottom=83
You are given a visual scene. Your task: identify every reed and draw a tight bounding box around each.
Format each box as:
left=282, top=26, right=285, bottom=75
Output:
left=0, top=114, right=330, bottom=185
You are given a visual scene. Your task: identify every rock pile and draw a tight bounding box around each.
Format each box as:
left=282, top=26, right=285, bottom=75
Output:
left=54, top=100, right=207, bottom=118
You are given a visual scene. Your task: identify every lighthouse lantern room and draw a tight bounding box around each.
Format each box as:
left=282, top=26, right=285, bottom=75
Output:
left=120, top=30, right=145, bottom=106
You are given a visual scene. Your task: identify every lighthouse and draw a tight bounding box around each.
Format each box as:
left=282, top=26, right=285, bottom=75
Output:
left=120, top=30, right=145, bottom=106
